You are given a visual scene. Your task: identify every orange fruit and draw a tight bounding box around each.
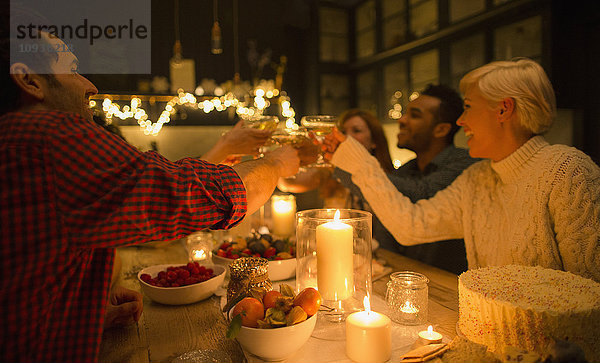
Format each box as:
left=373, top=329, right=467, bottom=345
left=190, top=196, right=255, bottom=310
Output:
left=293, top=287, right=322, bottom=316
left=262, top=290, right=282, bottom=310
left=232, top=297, right=265, bottom=328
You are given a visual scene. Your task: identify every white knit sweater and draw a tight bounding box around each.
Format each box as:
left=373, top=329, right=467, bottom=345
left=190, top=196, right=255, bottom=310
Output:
left=331, top=136, right=600, bottom=282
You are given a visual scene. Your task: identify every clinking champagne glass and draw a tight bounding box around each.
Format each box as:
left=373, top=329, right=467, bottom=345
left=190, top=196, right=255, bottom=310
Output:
left=268, top=126, right=311, bottom=178
left=270, top=126, right=310, bottom=147
left=242, top=115, right=280, bottom=131
left=241, top=115, right=279, bottom=157
left=300, top=115, right=337, bottom=168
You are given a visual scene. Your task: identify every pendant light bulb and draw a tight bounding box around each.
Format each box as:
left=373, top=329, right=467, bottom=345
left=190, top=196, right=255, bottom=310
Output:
left=211, top=21, right=223, bottom=55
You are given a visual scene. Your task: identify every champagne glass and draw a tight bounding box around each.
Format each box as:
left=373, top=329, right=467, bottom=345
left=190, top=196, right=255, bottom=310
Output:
left=241, top=115, right=279, bottom=131
left=300, top=115, right=337, bottom=167
left=269, top=126, right=310, bottom=147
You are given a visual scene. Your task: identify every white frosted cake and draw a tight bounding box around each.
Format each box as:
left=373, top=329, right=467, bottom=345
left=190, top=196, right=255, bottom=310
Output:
left=458, top=265, right=600, bottom=361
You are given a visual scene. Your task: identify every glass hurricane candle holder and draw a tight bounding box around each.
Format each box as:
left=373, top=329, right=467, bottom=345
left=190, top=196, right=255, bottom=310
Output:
left=296, top=209, right=372, bottom=340
left=385, top=271, right=429, bottom=325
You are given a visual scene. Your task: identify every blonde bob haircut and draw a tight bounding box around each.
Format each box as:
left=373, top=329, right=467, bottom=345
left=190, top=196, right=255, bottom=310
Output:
left=459, top=58, right=556, bottom=135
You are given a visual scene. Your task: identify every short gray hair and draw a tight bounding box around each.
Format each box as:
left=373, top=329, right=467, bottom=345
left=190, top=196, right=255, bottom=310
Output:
left=459, top=58, right=556, bottom=134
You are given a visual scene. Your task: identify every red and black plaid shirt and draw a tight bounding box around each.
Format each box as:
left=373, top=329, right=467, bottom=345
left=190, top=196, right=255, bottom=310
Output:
left=0, top=111, right=247, bottom=362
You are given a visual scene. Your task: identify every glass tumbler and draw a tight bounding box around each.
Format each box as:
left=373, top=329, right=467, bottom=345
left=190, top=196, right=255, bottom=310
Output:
left=385, top=271, right=429, bottom=325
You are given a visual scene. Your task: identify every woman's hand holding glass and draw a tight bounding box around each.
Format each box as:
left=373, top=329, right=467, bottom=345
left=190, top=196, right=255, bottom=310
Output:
left=322, top=127, right=347, bottom=161
left=300, top=115, right=338, bottom=167
left=271, top=129, right=320, bottom=173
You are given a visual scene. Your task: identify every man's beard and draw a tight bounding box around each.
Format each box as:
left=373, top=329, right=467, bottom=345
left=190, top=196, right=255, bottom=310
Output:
left=46, top=82, right=92, bottom=122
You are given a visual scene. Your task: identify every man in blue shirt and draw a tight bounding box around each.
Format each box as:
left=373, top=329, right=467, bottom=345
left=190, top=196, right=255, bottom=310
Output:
left=335, top=84, right=478, bottom=274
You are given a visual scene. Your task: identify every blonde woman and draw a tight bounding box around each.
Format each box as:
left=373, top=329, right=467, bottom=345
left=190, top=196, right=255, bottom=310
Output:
left=324, top=58, right=600, bottom=282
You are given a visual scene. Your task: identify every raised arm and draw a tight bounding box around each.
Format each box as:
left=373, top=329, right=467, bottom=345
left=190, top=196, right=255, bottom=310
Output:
left=330, top=136, right=465, bottom=245
left=233, top=145, right=300, bottom=215
left=202, top=120, right=271, bottom=164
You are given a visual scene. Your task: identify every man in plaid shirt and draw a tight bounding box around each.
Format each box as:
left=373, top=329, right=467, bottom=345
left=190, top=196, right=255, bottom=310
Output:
left=0, top=29, right=301, bottom=361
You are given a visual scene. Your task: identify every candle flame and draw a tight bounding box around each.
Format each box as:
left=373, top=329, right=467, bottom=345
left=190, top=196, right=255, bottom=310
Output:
left=363, top=296, right=371, bottom=313
left=428, top=325, right=433, bottom=334
left=400, top=301, right=419, bottom=314
left=193, top=249, right=207, bottom=260
left=334, top=209, right=341, bottom=221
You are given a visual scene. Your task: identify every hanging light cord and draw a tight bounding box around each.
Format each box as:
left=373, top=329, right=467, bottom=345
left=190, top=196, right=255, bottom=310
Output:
left=213, top=0, right=218, bottom=24
left=233, top=0, right=239, bottom=77
left=172, top=0, right=183, bottom=60
left=174, top=0, right=180, bottom=43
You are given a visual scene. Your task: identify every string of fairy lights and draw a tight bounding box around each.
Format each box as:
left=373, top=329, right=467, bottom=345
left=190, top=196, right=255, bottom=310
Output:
left=90, top=85, right=416, bottom=137
left=89, top=85, right=296, bottom=136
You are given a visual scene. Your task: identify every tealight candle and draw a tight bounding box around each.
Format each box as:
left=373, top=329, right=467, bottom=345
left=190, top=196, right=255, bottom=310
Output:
left=191, top=249, right=208, bottom=262
left=418, top=325, right=443, bottom=345
left=400, top=301, right=419, bottom=314
left=316, top=210, right=354, bottom=301
left=346, top=296, right=392, bottom=363
left=271, top=194, right=296, bottom=237
left=185, top=231, right=213, bottom=262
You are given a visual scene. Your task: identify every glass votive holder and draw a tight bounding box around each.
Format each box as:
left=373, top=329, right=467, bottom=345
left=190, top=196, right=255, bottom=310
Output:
left=185, top=231, right=214, bottom=263
left=270, top=193, right=296, bottom=237
left=296, top=209, right=372, bottom=323
left=385, top=271, right=429, bottom=325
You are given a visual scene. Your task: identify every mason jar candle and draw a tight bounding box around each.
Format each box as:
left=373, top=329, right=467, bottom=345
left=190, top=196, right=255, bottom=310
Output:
left=385, top=271, right=429, bottom=325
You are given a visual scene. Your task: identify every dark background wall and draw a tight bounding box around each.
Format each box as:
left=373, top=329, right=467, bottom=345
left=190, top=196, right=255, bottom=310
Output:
left=84, top=0, right=600, bottom=162
left=87, top=0, right=315, bottom=118
left=551, top=1, right=600, bottom=164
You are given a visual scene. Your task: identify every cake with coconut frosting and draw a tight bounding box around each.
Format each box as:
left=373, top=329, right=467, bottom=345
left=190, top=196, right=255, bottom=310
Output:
left=458, top=265, right=600, bottom=361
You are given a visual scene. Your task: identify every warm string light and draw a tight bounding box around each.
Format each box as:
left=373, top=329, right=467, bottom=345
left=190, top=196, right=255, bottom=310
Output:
left=91, top=85, right=296, bottom=136
left=388, top=90, right=403, bottom=120
left=388, top=90, right=419, bottom=120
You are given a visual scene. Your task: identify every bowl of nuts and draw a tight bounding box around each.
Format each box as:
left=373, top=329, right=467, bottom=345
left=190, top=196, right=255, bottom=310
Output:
left=227, top=285, right=321, bottom=361
left=213, top=233, right=296, bottom=281
left=138, top=262, right=225, bottom=305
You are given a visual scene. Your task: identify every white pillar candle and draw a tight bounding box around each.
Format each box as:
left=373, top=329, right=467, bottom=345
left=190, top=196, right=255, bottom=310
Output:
left=271, top=194, right=296, bottom=237
left=418, top=325, right=443, bottom=344
left=346, top=297, right=392, bottom=363
left=316, top=210, right=354, bottom=300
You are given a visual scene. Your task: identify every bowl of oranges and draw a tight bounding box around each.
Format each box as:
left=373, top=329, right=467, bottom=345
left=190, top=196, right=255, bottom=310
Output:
left=213, top=232, right=296, bottom=281
left=227, top=285, right=321, bottom=361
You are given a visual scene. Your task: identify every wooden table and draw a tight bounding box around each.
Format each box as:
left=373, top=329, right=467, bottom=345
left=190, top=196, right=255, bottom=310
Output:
left=99, top=242, right=459, bottom=362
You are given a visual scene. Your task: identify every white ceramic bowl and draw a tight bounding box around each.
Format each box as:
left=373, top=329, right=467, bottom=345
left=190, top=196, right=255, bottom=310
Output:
left=212, top=255, right=296, bottom=281
left=137, top=264, right=225, bottom=305
left=235, top=313, right=316, bottom=361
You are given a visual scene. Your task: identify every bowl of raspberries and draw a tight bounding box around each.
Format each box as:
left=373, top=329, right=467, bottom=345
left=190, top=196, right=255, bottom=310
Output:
left=137, top=262, right=225, bottom=305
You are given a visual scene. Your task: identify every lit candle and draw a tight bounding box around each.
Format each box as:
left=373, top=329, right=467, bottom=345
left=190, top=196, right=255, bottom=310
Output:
left=346, top=296, right=392, bottom=363
left=271, top=194, right=296, bottom=237
left=191, top=249, right=207, bottom=262
left=418, top=325, right=443, bottom=345
left=400, top=301, right=419, bottom=314
left=186, top=231, right=213, bottom=262
left=316, top=210, right=353, bottom=300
